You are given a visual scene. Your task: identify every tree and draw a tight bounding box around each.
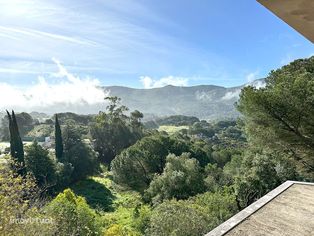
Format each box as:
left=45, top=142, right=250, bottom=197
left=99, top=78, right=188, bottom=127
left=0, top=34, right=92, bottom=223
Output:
left=6, top=110, right=25, bottom=174
left=0, top=112, right=35, bottom=141
left=91, top=97, right=144, bottom=164
left=189, top=188, right=238, bottom=228
left=25, top=141, right=57, bottom=188
left=223, top=154, right=243, bottom=181
left=112, top=133, right=211, bottom=192
left=204, top=163, right=231, bottom=191
left=211, top=150, right=232, bottom=168
left=0, top=161, right=55, bottom=235
left=46, top=189, right=101, bottom=236
left=53, top=114, right=74, bottom=190
left=63, top=125, right=99, bottom=182
left=237, top=56, right=314, bottom=178
left=144, top=153, right=205, bottom=204
left=55, top=114, right=63, bottom=162
left=130, top=110, right=144, bottom=129
left=234, top=152, right=299, bottom=209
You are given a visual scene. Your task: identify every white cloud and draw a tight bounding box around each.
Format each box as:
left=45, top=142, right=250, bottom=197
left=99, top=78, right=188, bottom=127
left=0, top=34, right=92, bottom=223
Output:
left=195, top=91, right=214, bottom=101
left=249, top=80, right=266, bottom=89
left=0, top=58, right=108, bottom=113
left=221, top=74, right=266, bottom=101
left=246, top=71, right=259, bottom=83
left=140, top=75, right=189, bottom=89
left=221, top=90, right=241, bottom=100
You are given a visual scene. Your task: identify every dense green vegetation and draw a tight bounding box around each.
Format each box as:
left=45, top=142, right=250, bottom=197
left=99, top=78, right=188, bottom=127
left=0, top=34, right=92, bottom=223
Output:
left=1, top=57, right=314, bottom=235
left=144, top=115, right=200, bottom=128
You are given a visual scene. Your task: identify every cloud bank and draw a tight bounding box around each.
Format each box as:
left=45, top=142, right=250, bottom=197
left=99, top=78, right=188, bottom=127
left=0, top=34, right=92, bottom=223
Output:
left=221, top=90, right=241, bottom=100
left=0, top=58, right=107, bottom=114
left=221, top=78, right=266, bottom=101
left=140, top=75, right=189, bottom=89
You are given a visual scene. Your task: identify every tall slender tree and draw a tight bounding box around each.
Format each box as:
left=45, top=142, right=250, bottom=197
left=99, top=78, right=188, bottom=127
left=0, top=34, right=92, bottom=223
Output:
left=6, top=110, right=25, bottom=174
left=6, top=110, right=14, bottom=157
left=55, top=114, right=64, bottom=162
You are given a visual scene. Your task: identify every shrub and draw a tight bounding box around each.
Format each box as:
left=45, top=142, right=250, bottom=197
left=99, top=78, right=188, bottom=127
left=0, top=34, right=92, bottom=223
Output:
left=146, top=200, right=210, bottom=236
left=144, top=153, right=205, bottom=204
left=46, top=189, right=102, bottom=236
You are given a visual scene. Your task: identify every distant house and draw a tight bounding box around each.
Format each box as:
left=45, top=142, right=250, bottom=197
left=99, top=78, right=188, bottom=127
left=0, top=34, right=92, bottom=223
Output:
left=206, top=181, right=314, bottom=236
left=43, top=136, right=55, bottom=149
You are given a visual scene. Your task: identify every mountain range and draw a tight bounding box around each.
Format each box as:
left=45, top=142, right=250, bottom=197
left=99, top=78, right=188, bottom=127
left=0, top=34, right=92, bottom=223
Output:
left=104, top=79, right=265, bottom=120
left=0, top=80, right=265, bottom=121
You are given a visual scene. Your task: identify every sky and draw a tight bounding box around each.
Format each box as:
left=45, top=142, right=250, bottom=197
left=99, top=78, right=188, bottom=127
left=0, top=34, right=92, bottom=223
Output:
left=0, top=0, right=313, bottom=111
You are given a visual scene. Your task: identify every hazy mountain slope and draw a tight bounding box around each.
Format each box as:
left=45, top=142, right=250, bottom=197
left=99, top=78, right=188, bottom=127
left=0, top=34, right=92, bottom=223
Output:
left=104, top=84, right=246, bottom=120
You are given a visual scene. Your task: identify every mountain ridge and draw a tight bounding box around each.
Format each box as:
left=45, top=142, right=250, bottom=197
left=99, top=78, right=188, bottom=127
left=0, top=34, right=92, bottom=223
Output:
left=102, top=79, right=265, bottom=120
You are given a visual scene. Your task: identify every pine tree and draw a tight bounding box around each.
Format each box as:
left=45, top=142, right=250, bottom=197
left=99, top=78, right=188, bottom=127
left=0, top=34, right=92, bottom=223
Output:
left=55, top=114, right=64, bottom=162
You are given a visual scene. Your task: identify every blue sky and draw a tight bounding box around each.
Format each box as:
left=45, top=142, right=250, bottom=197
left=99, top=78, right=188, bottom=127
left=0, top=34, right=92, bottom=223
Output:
left=0, top=0, right=313, bottom=89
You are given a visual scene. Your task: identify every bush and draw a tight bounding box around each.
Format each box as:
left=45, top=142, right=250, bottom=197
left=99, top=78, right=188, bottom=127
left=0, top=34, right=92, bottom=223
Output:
left=46, top=189, right=102, bottom=236
left=144, top=153, right=205, bottom=204
left=0, top=161, right=55, bottom=236
left=190, top=189, right=238, bottom=227
left=146, top=200, right=210, bottom=236
left=104, top=224, right=140, bottom=236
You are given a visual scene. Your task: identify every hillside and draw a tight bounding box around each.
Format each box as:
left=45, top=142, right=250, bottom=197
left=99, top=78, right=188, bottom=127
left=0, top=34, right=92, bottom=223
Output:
left=103, top=82, right=262, bottom=120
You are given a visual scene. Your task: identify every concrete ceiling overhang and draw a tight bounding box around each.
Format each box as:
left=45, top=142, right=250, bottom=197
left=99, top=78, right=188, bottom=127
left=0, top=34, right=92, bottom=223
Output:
left=258, top=0, right=314, bottom=43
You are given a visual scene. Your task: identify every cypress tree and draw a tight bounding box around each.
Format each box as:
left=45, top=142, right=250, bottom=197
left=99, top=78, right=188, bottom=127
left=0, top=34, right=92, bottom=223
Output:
left=55, top=114, right=64, bottom=162
left=6, top=110, right=15, bottom=158
left=11, top=110, right=24, bottom=165
left=6, top=110, right=25, bottom=175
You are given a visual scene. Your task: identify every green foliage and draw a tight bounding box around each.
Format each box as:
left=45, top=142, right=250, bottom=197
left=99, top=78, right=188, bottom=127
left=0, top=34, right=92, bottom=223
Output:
left=63, top=124, right=99, bottom=182
left=111, top=134, right=173, bottom=192
left=46, top=189, right=102, bottom=236
left=188, top=121, right=215, bottom=138
left=211, top=149, right=232, bottom=168
left=190, top=188, right=238, bottom=227
left=104, top=224, right=141, bottom=236
left=204, top=163, right=231, bottom=191
left=158, top=125, right=188, bottom=134
left=55, top=161, right=73, bottom=190
left=223, top=154, right=243, bottom=180
left=146, top=199, right=210, bottom=236
left=132, top=204, right=152, bottom=234
left=146, top=115, right=200, bottom=128
left=55, top=114, right=64, bottom=162
left=237, top=56, right=314, bottom=178
left=71, top=178, right=115, bottom=211
left=144, top=153, right=205, bottom=204
left=112, top=133, right=212, bottom=192
left=6, top=111, right=25, bottom=174
left=0, top=162, right=55, bottom=236
left=25, top=141, right=57, bottom=187
left=57, top=112, right=94, bottom=125
left=234, top=151, right=299, bottom=208
left=91, top=96, right=144, bottom=164
left=187, top=119, right=246, bottom=150
left=26, top=124, right=53, bottom=139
